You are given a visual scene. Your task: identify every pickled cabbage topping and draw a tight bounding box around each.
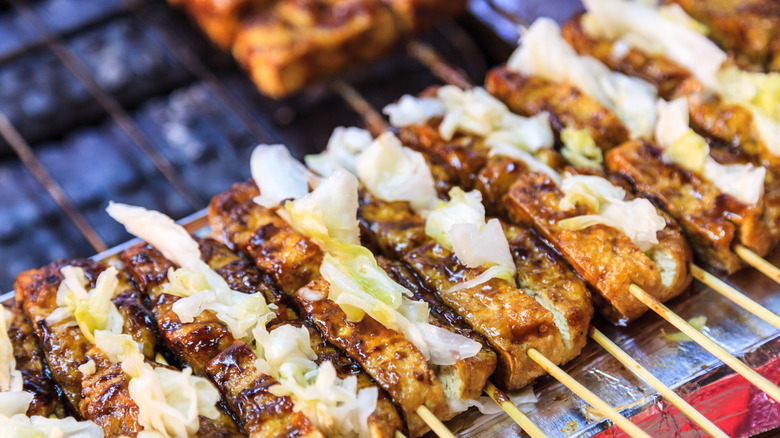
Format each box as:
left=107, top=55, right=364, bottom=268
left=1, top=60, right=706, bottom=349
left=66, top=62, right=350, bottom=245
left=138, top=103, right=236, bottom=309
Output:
left=285, top=168, right=361, bottom=246
left=557, top=174, right=665, bottom=251
left=425, top=188, right=516, bottom=284
left=354, top=132, right=439, bottom=213
left=253, top=324, right=377, bottom=438
left=383, top=88, right=555, bottom=154
left=0, top=412, right=103, bottom=438
left=382, top=94, right=445, bottom=128
left=305, top=127, right=373, bottom=177
left=716, top=67, right=780, bottom=156
left=94, top=331, right=221, bottom=438
left=654, top=98, right=766, bottom=205
left=508, top=17, right=657, bottom=139
left=581, top=0, right=726, bottom=88
left=251, top=144, right=319, bottom=208
left=44, top=266, right=124, bottom=344
left=0, top=309, right=22, bottom=393
left=448, top=385, right=537, bottom=415
left=561, top=128, right=603, bottom=168
left=107, top=203, right=274, bottom=340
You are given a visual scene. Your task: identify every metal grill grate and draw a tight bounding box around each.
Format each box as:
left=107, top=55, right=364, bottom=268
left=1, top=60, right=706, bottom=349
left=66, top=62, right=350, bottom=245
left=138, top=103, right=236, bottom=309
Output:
left=0, top=0, right=493, bottom=290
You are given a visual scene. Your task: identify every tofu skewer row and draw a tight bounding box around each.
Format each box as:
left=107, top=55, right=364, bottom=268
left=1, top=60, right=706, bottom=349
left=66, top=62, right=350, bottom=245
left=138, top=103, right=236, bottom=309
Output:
left=554, top=0, right=780, bottom=278
left=484, top=15, right=780, bottom=292
left=335, top=72, right=769, bottom=434
left=304, top=128, right=673, bottom=437
left=209, top=155, right=499, bottom=437
left=107, top=203, right=405, bottom=438
left=14, top=258, right=244, bottom=437
left=401, top=19, right=780, bottom=403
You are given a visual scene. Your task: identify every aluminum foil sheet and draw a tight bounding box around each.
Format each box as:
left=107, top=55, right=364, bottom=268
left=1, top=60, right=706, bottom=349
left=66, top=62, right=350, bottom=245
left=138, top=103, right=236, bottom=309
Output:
left=3, top=211, right=779, bottom=437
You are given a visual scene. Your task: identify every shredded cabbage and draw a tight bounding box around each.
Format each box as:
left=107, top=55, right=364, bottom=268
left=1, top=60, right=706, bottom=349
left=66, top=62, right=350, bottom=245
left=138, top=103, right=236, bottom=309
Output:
left=107, top=203, right=275, bottom=340
left=354, top=132, right=439, bottom=213
left=557, top=174, right=665, bottom=251
left=305, top=127, right=374, bottom=177
left=716, top=67, right=780, bottom=156
left=581, top=0, right=726, bottom=88
left=285, top=168, right=361, bottom=245
left=561, top=128, right=603, bottom=168
left=448, top=385, right=537, bottom=416
left=0, top=412, right=103, bottom=438
left=43, top=266, right=124, bottom=344
left=382, top=94, right=445, bottom=128
left=508, top=18, right=657, bottom=139
left=654, top=98, right=766, bottom=205
left=93, top=331, right=220, bottom=438
left=251, top=144, right=319, bottom=208
left=425, top=188, right=516, bottom=283
left=252, top=324, right=377, bottom=438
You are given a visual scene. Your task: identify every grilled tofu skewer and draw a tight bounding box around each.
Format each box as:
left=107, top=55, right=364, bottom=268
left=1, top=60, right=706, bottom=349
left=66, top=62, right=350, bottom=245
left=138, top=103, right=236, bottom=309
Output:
left=208, top=169, right=493, bottom=437
left=14, top=258, right=243, bottom=436
left=555, top=0, right=780, bottom=274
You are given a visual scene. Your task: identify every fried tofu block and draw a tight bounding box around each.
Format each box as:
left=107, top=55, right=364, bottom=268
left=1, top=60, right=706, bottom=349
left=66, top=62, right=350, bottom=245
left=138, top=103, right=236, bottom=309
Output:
left=382, top=0, right=467, bottom=33
left=665, top=0, right=780, bottom=72
left=561, top=16, right=691, bottom=99
left=14, top=259, right=158, bottom=412
left=296, top=278, right=447, bottom=437
left=232, top=0, right=399, bottom=98
left=5, top=305, right=67, bottom=418
left=606, top=140, right=772, bottom=274
left=207, top=341, right=323, bottom=438
left=80, top=349, right=242, bottom=437
left=358, top=190, right=569, bottom=390
left=485, top=66, right=630, bottom=151
left=168, top=0, right=275, bottom=49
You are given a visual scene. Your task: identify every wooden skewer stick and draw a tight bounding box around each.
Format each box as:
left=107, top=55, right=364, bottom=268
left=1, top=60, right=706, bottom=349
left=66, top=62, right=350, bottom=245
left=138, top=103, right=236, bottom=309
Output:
left=483, top=382, right=547, bottom=438
left=691, top=264, right=780, bottom=330
left=735, top=244, right=780, bottom=285
left=590, top=328, right=728, bottom=438
left=394, top=432, right=408, bottom=438
left=628, top=284, right=780, bottom=403
left=416, top=405, right=456, bottom=438
left=331, top=80, right=389, bottom=136
left=527, top=348, right=652, bottom=438
left=406, top=40, right=473, bottom=89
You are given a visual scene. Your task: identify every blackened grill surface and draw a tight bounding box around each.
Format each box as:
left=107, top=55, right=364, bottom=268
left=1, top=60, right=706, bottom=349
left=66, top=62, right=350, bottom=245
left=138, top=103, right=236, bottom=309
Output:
left=0, top=0, right=490, bottom=291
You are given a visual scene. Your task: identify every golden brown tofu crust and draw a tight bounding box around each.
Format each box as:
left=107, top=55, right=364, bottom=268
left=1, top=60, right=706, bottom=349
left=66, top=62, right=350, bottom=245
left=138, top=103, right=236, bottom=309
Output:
left=295, top=277, right=447, bottom=437
left=505, top=172, right=663, bottom=324
left=209, top=180, right=324, bottom=294
left=485, top=66, right=630, bottom=151
left=561, top=16, right=691, bottom=99
left=232, top=0, right=399, bottom=98
left=169, top=0, right=274, bottom=49
left=14, top=259, right=158, bottom=413
left=207, top=341, right=324, bottom=438
left=606, top=140, right=772, bottom=274
left=358, top=191, right=567, bottom=390
left=665, top=0, right=780, bottom=72
left=5, top=304, right=67, bottom=418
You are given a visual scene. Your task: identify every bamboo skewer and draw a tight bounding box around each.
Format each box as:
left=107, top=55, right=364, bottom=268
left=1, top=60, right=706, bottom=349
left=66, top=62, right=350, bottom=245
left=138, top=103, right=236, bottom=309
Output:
left=527, top=348, right=652, bottom=438
left=628, top=284, right=780, bottom=403
left=589, top=328, right=728, bottom=438
left=735, top=245, right=780, bottom=286
left=691, top=264, right=780, bottom=330
left=416, top=405, right=457, bottom=438
left=483, top=382, right=547, bottom=438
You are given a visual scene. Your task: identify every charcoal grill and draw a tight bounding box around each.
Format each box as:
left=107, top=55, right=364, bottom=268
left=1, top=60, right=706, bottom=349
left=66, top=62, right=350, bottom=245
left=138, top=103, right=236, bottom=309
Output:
left=0, top=1, right=778, bottom=437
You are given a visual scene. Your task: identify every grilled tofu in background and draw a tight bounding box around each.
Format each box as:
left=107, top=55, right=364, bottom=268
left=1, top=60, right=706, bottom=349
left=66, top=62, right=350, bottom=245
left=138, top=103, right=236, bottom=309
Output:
left=4, top=304, right=68, bottom=418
